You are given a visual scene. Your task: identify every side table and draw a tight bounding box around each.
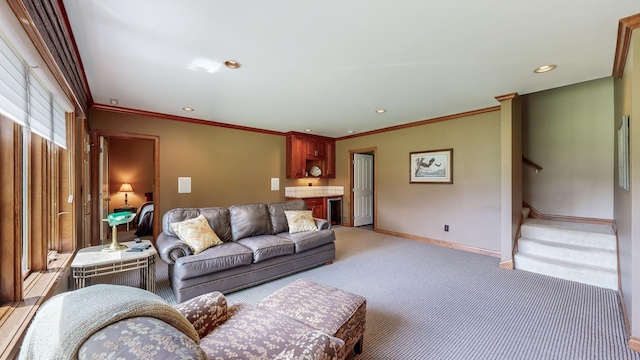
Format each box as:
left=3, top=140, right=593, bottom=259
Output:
left=71, top=240, right=157, bottom=292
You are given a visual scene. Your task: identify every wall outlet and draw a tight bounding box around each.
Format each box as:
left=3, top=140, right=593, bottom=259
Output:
left=444, top=225, right=449, bottom=232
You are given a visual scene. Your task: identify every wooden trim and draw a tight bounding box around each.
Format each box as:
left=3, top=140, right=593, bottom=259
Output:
left=613, top=13, right=640, bottom=78
left=376, top=228, right=501, bottom=258
left=495, top=93, right=518, bottom=102
left=522, top=201, right=542, bottom=219
left=630, top=336, right=640, bottom=353
left=348, top=147, right=378, bottom=228
left=90, top=130, right=161, bottom=246
left=337, top=106, right=500, bottom=140
left=499, top=260, right=514, bottom=270
left=91, top=104, right=287, bottom=137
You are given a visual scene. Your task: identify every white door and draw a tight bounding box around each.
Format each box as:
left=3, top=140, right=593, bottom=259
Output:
left=99, top=136, right=110, bottom=243
left=353, top=153, right=373, bottom=226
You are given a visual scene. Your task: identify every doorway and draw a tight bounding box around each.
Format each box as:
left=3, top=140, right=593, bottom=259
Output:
left=350, top=147, right=376, bottom=229
left=91, top=130, right=160, bottom=245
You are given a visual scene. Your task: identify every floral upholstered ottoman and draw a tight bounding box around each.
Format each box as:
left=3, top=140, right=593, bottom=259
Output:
left=257, top=279, right=366, bottom=359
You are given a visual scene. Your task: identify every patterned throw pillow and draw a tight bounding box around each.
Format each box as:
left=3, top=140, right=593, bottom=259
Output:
left=284, top=210, right=318, bottom=234
left=170, top=214, right=223, bottom=254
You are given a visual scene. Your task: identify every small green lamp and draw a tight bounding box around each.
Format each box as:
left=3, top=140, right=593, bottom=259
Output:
left=102, top=211, right=136, bottom=252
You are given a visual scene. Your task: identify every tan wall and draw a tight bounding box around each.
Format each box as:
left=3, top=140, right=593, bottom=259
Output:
left=332, top=111, right=502, bottom=253
left=108, top=137, right=154, bottom=212
left=89, top=110, right=299, bottom=218
left=522, top=78, right=615, bottom=219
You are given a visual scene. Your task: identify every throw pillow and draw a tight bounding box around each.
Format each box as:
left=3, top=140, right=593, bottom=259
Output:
left=284, top=210, right=318, bottom=234
left=170, top=214, right=223, bottom=254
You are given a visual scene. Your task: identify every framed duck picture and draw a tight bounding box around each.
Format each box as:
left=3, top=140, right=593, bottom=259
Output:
left=410, top=148, right=453, bottom=184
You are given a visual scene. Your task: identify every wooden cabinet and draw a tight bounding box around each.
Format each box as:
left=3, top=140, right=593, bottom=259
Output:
left=302, top=197, right=325, bottom=219
left=286, top=132, right=335, bottom=178
left=305, top=138, right=325, bottom=159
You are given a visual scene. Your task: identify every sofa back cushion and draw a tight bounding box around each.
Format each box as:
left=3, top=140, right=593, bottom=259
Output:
left=229, top=203, right=273, bottom=241
left=268, top=200, right=308, bottom=234
left=163, top=207, right=233, bottom=242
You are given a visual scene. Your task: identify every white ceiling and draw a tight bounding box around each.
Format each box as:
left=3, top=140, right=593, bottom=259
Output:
left=62, top=1, right=640, bottom=138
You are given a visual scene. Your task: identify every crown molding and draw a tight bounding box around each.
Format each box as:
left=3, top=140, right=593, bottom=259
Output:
left=336, top=106, right=500, bottom=140
left=91, top=104, right=287, bottom=137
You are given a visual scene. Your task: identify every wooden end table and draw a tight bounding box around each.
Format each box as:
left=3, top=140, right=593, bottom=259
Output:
left=71, top=239, right=157, bottom=292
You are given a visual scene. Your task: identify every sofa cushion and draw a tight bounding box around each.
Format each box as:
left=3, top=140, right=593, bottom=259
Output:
left=171, top=214, right=224, bottom=254
left=276, top=229, right=336, bottom=253
left=284, top=210, right=318, bottom=234
left=199, top=303, right=316, bottom=359
left=163, top=207, right=233, bottom=242
left=229, top=203, right=272, bottom=241
left=268, top=200, right=307, bottom=234
left=174, top=242, right=254, bottom=280
left=237, top=235, right=295, bottom=263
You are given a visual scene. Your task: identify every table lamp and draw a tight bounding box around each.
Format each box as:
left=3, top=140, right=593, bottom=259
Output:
left=118, top=183, right=134, bottom=206
left=102, top=211, right=136, bottom=252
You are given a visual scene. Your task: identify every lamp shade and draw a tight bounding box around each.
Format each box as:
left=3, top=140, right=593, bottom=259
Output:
left=117, top=183, right=134, bottom=193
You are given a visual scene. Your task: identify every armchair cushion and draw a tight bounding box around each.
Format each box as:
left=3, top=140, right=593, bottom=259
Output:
left=174, top=291, right=229, bottom=338
left=78, top=317, right=207, bottom=360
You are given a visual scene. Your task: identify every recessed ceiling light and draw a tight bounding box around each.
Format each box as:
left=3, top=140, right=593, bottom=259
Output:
left=109, top=98, right=118, bottom=105
left=375, top=109, right=386, bottom=114
left=182, top=107, right=194, bottom=112
left=224, top=60, right=242, bottom=69
left=533, top=64, right=557, bottom=73
left=347, top=130, right=355, bottom=134
left=304, top=129, right=312, bottom=132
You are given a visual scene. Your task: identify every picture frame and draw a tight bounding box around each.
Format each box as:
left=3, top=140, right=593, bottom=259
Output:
left=410, top=148, right=453, bottom=184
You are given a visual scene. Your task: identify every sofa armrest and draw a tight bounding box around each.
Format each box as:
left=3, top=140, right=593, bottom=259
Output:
left=157, top=232, right=193, bottom=264
left=274, top=330, right=344, bottom=360
left=314, top=218, right=331, bottom=230
left=174, top=291, right=229, bottom=338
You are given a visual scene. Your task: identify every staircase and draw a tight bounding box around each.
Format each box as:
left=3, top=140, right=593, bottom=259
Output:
left=514, top=217, right=618, bottom=290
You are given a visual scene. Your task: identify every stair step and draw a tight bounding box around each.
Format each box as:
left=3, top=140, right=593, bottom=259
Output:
left=520, top=218, right=615, bottom=250
left=514, top=252, right=618, bottom=290
left=517, top=237, right=617, bottom=269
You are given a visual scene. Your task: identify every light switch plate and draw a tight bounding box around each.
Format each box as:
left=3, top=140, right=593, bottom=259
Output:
left=271, top=178, right=280, bottom=191
left=178, top=177, right=191, bottom=193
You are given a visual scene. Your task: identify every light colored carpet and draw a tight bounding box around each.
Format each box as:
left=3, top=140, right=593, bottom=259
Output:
left=150, top=227, right=638, bottom=360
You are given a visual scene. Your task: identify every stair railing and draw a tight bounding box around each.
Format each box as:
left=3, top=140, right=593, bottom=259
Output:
left=523, top=157, right=543, bottom=173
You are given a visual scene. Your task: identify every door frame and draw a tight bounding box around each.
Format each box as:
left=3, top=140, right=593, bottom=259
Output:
left=90, top=130, right=160, bottom=245
left=349, top=147, right=377, bottom=229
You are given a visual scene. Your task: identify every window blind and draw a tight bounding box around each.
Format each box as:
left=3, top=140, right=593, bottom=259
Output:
left=0, top=30, right=67, bottom=149
left=28, top=71, right=53, bottom=141
left=0, top=34, right=28, bottom=126
left=52, top=101, right=66, bottom=149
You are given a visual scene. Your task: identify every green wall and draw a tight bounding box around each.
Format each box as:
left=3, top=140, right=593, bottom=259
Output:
left=523, top=77, right=615, bottom=219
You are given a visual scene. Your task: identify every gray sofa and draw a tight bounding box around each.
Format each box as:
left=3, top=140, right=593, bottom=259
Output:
left=157, top=200, right=336, bottom=302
